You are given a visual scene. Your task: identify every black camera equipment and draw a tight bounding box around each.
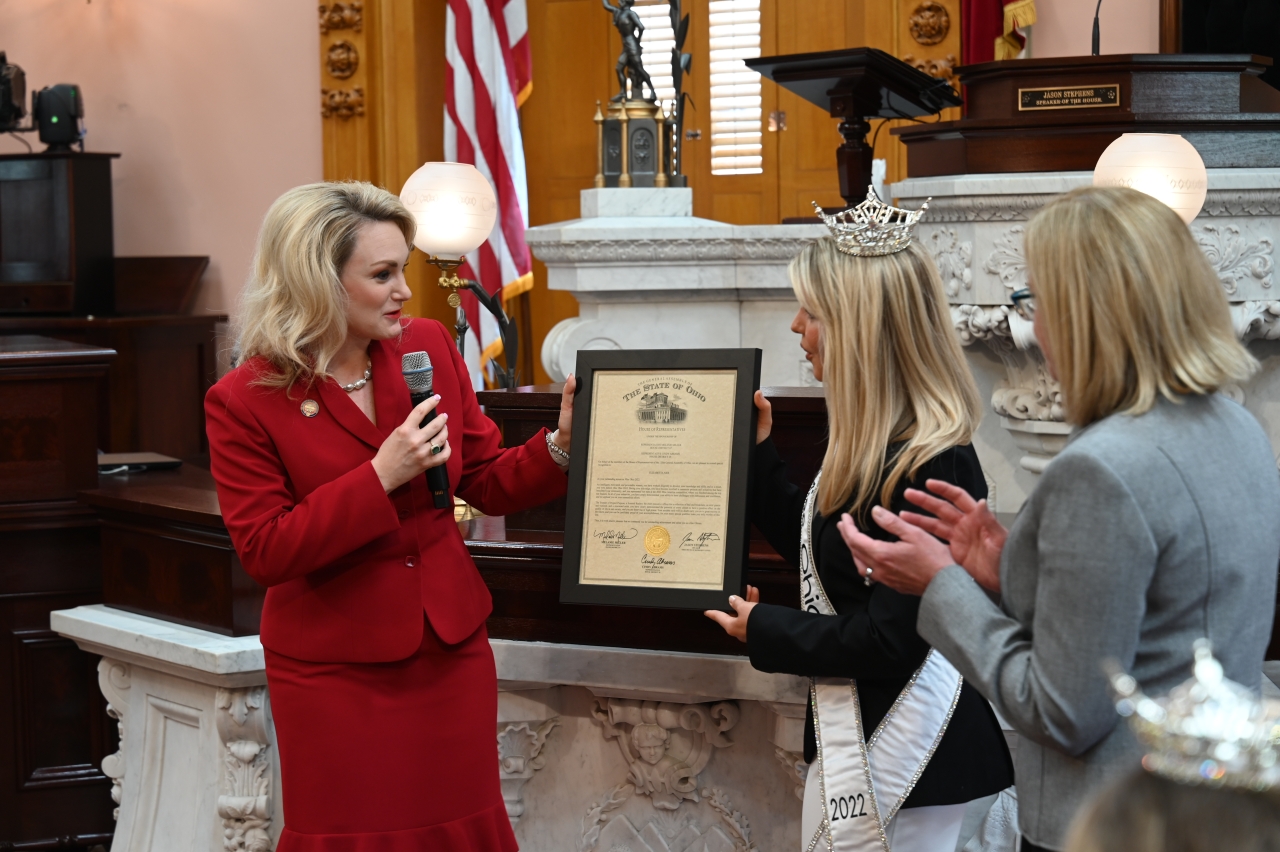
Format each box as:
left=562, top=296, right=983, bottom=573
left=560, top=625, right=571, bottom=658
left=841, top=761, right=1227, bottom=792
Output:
left=0, top=52, right=26, bottom=131
left=33, top=84, right=84, bottom=151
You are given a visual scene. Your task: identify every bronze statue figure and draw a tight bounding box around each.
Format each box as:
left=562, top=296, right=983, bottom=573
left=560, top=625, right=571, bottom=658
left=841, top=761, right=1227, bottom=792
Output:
left=604, top=0, right=657, bottom=102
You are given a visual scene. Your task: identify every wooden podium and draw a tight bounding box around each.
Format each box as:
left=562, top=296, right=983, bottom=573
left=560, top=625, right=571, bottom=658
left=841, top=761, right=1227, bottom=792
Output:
left=895, top=54, right=1280, bottom=175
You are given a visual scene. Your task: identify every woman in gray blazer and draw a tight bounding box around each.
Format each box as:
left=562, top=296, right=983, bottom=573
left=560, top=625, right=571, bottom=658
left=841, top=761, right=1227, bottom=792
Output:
left=837, top=186, right=1280, bottom=852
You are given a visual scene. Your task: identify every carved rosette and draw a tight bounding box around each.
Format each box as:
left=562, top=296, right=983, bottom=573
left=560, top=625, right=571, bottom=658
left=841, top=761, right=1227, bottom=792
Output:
left=909, top=1, right=951, bottom=45
left=497, top=717, right=559, bottom=826
left=215, top=687, right=273, bottom=852
left=320, top=87, right=365, bottom=120
left=580, top=698, right=756, bottom=852
left=326, top=40, right=359, bottom=79
left=97, top=659, right=131, bottom=821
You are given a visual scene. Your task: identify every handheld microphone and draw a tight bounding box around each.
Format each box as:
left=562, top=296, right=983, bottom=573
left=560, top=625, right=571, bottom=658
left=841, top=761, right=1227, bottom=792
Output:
left=401, top=351, right=452, bottom=510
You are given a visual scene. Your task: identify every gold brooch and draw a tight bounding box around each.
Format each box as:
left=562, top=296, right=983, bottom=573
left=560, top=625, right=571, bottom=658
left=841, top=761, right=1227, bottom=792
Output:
left=300, top=399, right=319, bottom=418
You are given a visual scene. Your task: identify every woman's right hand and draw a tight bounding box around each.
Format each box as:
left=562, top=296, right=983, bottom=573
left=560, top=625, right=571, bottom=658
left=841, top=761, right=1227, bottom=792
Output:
left=754, top=390, right=772, bottom=444
left=371, top=396, right=451, bottom=493
left=900, top=479, right=1007, bottom=593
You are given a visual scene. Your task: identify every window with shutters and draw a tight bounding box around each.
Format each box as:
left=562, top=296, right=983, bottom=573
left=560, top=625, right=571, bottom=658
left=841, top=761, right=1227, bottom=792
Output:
left=707, top=0, right=762, bottom=174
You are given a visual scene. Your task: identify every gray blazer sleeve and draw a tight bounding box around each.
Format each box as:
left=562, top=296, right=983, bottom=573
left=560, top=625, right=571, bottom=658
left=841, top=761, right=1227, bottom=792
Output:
left=917, top=451, right=1158, bottom=757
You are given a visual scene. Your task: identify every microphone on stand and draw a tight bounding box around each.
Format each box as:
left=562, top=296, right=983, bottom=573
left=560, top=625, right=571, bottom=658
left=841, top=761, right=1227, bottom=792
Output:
left=1091, top=0, right=1103, bottom=55
left=401, top=351, right=452, bottom=509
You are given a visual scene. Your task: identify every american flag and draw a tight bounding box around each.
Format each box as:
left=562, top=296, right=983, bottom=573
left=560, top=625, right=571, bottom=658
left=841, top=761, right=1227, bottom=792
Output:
left=445, top=0, right=534, bottom=388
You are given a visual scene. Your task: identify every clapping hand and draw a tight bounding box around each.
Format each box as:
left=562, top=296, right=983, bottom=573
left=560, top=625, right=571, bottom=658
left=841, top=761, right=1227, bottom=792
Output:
left=834, top=480, right=1007, bottom=596
left=900, top=479, right=1006, bottom=593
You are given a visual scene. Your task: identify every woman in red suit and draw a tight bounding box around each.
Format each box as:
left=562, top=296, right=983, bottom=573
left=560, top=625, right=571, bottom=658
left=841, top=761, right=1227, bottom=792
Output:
left=205, top=182, right=573, bottom=850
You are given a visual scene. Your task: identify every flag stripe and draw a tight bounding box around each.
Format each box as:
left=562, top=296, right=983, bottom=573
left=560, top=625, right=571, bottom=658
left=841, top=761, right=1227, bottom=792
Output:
left=445, top=0, right=533, bottom=387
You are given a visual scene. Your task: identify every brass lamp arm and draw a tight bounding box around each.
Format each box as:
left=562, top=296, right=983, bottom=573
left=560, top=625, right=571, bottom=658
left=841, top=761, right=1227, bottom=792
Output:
left=426, top=255, right=518, bottom=389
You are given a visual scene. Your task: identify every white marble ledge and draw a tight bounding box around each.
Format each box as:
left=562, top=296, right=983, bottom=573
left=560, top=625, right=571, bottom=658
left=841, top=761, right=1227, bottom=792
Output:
left=52, top=605, right=809, bottom=707
left=492, top=638, right=808, bottom=706
left=51, top=605, right=267, bottom=688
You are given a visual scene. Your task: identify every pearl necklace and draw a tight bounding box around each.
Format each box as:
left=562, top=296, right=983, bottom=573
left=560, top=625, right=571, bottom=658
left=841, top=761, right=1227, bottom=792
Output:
left=340, top=360, right=372, bottom=393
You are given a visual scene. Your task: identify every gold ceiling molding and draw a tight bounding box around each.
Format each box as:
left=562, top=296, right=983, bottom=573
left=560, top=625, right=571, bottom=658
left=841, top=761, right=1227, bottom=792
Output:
left=319, top=2, right=364, bottom=34
left=327, top=40, right=360, bottom=79
left=909, top=1, right=951, bottom=46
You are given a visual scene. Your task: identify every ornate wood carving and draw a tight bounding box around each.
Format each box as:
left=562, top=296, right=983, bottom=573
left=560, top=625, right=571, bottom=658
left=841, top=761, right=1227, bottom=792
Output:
left=326, top=40, right=359, bottom=79
left=909, top=1, right=951, bottom=46
left=902, top=53, right=957, bottom=84
left=320, top=87, right=366, bottom=120
left=319, top=2, right=363, bottom=34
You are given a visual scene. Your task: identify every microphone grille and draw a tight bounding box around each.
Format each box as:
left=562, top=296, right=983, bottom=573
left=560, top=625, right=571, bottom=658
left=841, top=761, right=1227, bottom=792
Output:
left=401, top=350, right=433, bottom=393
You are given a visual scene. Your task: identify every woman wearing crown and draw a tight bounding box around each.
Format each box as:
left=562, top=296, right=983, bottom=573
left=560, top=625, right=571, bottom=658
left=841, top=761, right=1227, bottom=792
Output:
left=706, top=189, right=1014, bottom=852
left=838, top=186, right=1280, bottom=852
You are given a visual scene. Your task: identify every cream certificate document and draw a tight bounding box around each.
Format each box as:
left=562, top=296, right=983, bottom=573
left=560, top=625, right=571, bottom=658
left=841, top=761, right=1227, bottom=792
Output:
left=579, top=369, right=738, bottom=590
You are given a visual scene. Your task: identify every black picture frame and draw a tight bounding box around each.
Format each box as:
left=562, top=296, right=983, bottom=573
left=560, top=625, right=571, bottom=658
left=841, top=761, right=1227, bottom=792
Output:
left=560, top=348, right=761, bottom=612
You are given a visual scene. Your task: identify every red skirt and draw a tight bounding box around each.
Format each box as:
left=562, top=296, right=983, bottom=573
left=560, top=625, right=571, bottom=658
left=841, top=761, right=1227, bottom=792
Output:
left=265, top=618, right=517, bottom=851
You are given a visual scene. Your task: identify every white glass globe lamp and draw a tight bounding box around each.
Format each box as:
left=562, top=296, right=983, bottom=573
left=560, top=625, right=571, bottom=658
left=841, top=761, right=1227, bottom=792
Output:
left=400, top=162, right=497, bottom=304
left=1092, top=133, right=1208, bottom=224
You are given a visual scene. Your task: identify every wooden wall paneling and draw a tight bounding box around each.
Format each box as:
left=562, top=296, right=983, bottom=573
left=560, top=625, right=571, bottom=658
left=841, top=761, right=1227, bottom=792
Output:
left=1160, top=0, right=1181, bottom=52
left=773, top=0, right=863, bottom=220
left=523, top=0, right=618, bottom=383
left=0, top=511, right=115, bottom=844
left=683, top=0, right=780, bottom=226
left=320, top=0, right=455, bottom=331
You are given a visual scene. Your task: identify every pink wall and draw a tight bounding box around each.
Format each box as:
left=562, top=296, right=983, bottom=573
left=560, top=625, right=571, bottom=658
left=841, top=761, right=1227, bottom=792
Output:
left=0, top=0, right=324, bottom=316
left=1032, top=0, right=1160, bottom=57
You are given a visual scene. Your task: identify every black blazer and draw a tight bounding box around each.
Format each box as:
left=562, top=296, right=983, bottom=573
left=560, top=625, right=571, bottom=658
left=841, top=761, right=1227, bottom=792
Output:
left=746, top=438, right=1014, bottom=809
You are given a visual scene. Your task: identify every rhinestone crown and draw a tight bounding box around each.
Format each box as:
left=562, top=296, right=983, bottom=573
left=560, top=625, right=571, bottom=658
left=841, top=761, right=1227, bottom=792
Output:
left=813, top=186, right=930, bottom=257
left=1108, top=640, right=1280, bottom=791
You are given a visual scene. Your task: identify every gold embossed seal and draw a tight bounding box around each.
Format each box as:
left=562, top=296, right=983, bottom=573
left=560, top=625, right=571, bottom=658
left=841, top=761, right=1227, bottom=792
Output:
left=644, top=526, right=670, bottom=555
left=300, top=399, right=320, bottom=418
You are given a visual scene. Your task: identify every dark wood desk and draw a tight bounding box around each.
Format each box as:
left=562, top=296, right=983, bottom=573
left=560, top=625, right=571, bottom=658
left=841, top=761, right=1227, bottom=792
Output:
left=82, top=466, right=262, bottom=638
left=0, top=336, right=116, bottom=849
left=896, top=54, right=1280, bottom=175
left=0, top=313, right=224, bottom=462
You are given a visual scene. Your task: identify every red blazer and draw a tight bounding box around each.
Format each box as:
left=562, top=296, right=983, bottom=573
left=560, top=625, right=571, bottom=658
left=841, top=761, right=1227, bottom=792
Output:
left=205, top=319, right=566, bottom=663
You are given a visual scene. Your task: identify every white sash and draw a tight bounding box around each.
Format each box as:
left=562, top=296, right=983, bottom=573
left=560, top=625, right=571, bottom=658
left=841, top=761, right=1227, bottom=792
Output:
left=798, top=471, right=964, bottom=852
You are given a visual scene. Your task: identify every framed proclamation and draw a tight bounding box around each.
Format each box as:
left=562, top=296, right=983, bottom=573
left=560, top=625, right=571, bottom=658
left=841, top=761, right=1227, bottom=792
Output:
left=560, top=349, right=761, bottom=611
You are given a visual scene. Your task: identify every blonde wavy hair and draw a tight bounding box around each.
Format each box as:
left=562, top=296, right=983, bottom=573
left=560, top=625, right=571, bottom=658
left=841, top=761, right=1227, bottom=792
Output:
left=235, top=181, right=416, bottom=391
left=791, top=238, right=983, bottom=518
left=1026, top=186, right=1256, bottom=426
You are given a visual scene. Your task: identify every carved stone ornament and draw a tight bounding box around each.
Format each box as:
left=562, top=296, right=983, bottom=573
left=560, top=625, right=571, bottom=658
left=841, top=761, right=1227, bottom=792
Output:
left=530, top=236, right=815, bottom=265
left=319, top=2, right=363, bottom=34
left=983, top=225, right=1028, bottom=291
left=498, top=718, right=559, bottom=827
left=326, top=40, right=359, bottom=80
left=773, top=747, right=807, bottom=801
left=320, top=87, right=365, bottom=120
left=903, top=53, right=957, bottom=83
left=215, top=687, right=272, bottom=852
left=924, top=227, right=972, bottom=296
left=1232, top=300, right=1280, bottom=341
left=1194, top=224, right=1274, bottom=295
left=580, top=698, right=757, bottom=852
left=98, top=659, right=131, bottom=821
left=909, top=1, right=951, bottom=44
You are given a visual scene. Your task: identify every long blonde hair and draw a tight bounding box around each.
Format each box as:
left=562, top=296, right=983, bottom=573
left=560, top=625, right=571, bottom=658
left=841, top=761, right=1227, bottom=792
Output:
left=791, top=238, right=983, bottom=518
left=1026, top=186, right=1256, bottom=426
left=235, top=181, right=416, bottom=390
